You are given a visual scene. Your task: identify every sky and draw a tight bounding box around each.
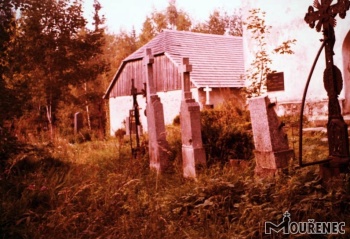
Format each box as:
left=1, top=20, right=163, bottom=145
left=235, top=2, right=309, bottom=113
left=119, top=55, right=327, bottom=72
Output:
left=83, top=0, right=242, bottom=34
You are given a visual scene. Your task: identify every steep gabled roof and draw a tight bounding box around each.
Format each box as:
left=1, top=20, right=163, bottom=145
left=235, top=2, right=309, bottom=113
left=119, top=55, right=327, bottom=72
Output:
left=104, top=30, right=244, bottom=98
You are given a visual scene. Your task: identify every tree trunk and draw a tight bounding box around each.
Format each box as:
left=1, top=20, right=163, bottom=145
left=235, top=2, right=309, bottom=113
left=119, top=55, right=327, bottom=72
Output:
left=84, top=82, right=91, bottom=130
left=45, top=104, right=53, bottom=141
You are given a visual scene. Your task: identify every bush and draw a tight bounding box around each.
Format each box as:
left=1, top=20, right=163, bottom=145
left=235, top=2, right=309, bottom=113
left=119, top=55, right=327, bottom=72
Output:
left=0, top=128, right=21, bottom=166
left=200, top=101, right=254, bottom=166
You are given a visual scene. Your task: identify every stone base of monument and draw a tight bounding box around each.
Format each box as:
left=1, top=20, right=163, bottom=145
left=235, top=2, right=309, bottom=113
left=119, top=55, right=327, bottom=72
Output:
left=182, top=145, right=206, bottom=178
left=204, top=104, right=214, bottom=109
left=319, top=156, right=349, bottom=181
left=254, top=149, right=294, bottom=176
left=148, top=137, right=172, bottom=173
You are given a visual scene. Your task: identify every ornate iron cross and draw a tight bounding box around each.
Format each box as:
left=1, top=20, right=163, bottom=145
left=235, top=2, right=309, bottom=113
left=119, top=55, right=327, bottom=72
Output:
left=304, top=0, right=350, bottom=171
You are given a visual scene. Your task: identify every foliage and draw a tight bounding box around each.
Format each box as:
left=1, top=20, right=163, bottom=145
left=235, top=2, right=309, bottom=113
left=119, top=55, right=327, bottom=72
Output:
left=2, top=0, right=108, bottom=141
left=138, top=0, right=192, bottom=46
left=201, top=101, right=254, bottom=166
left=0, top=0, right=24, bottom=127
left=244, top=8, right=296, bottom=98
left=1, top=0, right=244, bottom=142
left=192, top=9, right=243, bottom=36
left=1, top=130, right=350, bottom=238
left=0, top=128, right=21, bottom=167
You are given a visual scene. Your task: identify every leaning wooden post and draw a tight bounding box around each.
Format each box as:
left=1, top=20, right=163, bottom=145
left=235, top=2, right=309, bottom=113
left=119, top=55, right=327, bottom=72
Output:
left=143, top=48, right=171, bottom=173
left=179, top=58, right=206, bottom=178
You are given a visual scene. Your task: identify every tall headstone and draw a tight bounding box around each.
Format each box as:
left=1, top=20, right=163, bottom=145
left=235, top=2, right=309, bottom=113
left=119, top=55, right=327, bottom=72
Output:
left=144, top=48, right=171, bottom=173
left=74, top=112, right=83, bottom=135
left=249, top=96, right=294, bottom=175
left=180, top=58, right=206, bottom=178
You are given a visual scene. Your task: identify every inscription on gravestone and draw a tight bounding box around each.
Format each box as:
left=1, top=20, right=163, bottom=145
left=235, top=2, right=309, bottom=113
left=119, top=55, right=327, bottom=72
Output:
left=267, top=72, right=284, bottom=92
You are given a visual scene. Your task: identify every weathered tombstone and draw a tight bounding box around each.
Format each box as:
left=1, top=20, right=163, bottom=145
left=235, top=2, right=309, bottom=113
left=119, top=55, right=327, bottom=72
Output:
left=144, top=48, right=171, bottom=173
left=249, top=96, right=294, bottom=175
left=74, top=112, right=83, bottom=135
left=203, top=85, right=214, bottom=109
left=180, top=58, right=206, bottom=178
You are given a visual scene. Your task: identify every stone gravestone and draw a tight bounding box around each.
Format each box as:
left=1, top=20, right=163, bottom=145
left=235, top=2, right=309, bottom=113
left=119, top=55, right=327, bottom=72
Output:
left=249, top=96, right=294, bottom=175
left=74, top=112, right=83, bottom=135
left=179, top=58, right=206, bottom=178
left=144, top=48, right=171, bottom=173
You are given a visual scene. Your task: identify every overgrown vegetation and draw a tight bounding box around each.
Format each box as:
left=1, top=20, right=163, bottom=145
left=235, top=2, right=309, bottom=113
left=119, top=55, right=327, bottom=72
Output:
left=200, top=102, right=254, bottom=166
left=1, top=113, right=350, bottom=238
left=1, top=2, right=349, bottom=238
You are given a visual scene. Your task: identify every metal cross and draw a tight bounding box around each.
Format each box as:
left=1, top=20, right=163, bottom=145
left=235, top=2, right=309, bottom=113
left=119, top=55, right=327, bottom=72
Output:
left=304, top=0, right=350, bottom=172
left=203, top=86, right=212, bottom=105
left=305, top=0, right=350, bottom=32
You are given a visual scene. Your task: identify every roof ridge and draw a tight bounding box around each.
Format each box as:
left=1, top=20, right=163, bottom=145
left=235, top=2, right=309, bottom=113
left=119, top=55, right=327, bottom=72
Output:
left=161, top=29, right=242, bottom=39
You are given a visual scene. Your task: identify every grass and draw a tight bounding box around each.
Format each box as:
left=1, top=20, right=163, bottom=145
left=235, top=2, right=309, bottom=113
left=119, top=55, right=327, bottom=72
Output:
left=1, top=126, right=350, bottom=238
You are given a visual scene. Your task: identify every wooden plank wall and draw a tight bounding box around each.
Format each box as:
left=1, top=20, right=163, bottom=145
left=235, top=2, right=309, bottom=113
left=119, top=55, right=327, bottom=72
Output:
left=109, top=55, right=181, bottom=97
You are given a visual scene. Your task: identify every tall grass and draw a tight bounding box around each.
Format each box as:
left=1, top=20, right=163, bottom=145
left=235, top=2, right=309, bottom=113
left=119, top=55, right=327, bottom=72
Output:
left=1, top=109, right=350, bottom=238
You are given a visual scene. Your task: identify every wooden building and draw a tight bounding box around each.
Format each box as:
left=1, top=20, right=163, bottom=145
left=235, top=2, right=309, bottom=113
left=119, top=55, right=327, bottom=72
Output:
left=104, top=30, right=245, bottom=136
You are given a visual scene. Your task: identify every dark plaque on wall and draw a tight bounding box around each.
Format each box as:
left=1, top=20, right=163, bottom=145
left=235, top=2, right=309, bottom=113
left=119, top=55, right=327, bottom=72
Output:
left=267, top=72, right=284, bottom=92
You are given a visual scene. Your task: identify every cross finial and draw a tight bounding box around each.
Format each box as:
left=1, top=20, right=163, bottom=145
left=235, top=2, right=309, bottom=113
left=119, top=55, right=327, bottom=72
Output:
left=144, top=48, right=154, bottom=65
left=180, top=58, right=192, bottom=99
left=305, top=0, right=350, bottom=31
left=144, top=48, right=156, bottom=95
left=180, top=58, right=192, bottom=73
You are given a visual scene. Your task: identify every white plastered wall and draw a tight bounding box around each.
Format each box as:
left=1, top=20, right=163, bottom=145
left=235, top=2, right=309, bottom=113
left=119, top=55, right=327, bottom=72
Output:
left=242, top=0, right=350, bottom=107
left=108, top=88, right=199, bottom=136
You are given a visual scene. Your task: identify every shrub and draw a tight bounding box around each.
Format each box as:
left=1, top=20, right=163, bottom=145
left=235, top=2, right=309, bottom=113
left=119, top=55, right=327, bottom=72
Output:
left=200, top=101, right=254, bottom=166
left=0, top=128, right=21, bottom=166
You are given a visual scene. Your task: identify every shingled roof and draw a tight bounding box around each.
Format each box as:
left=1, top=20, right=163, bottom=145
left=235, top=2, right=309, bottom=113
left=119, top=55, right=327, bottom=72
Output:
left=104, top=30, right=244, bottom=98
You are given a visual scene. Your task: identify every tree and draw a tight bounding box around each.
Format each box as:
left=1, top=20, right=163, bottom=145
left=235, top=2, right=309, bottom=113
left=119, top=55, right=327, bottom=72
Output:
left=0, top=0, right=24, bottom=128
left=192, top=9, right=242, bottom=36
left=244, top=9, right=272, bottom=97
left=139, top=0, right=192, bottom=46
left=207, top=10, right=226, bottom=35
left=138, top=16, right=156, bottom=46
left=167, top=0, right=178, bottom=29
left=244, top=8, right=296, bottom=98
left=175, top=10, right=191, bottom=31
left=54, top=0, right=109, bottom=137
left=223, top=10, right=243, bottom=36
left=5, top=0, right=108, bottom=140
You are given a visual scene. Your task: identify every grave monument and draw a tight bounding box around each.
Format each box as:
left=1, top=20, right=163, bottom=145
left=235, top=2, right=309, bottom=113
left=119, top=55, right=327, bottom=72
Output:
left=249, top=96, right=294, bottom=175
left=74, top=112, right=83, bottom=135
left=303, top=0, right=350, bottom=177
left=179, top=58, right=206, bottom=178
left=143, top=48, right=171, bottom=173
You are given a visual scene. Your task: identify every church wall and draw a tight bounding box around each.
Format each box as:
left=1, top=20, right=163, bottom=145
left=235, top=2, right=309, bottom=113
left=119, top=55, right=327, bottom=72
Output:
left=108, top=88, right=199, bottom=136
left=242, top=0, right=350, bottom=115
